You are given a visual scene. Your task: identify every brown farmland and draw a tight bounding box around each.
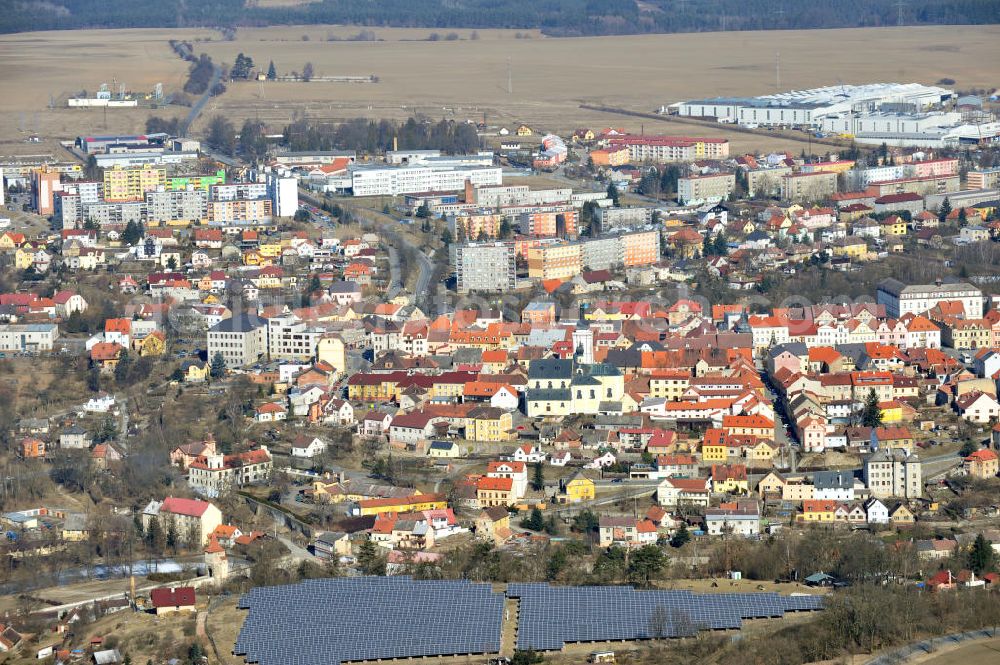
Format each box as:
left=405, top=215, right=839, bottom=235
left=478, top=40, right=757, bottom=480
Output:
left=0, top=25, right=997, bottom=155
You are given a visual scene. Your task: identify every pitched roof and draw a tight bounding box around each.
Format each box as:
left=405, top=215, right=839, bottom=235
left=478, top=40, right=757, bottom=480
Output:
left=149, top=586, right=196, bottom=608
left=161, top=497, right=212, bottom=518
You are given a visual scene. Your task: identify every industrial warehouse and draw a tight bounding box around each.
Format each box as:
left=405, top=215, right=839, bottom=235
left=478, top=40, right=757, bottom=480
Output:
left=669, top=82, right=999, bottom=147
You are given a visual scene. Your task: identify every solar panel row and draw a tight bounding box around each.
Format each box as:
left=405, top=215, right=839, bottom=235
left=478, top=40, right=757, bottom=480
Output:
left=234, top=577, right=824, bottom=664
left=507, top=584, right=824, bottom=651
left=236, top=576, right=505, bottom=665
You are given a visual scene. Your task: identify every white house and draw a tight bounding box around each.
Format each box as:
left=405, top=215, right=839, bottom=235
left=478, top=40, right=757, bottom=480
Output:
left=657, top=477, right=711, bottom=507
left=955, top=391, right=1000, bottom=424
left=83, top=393, right=116, bottom=414
left=490, top=386, right=520, bottom=411
left=291, top=435, right=327, bottom=458
left=586, top=451, right=617, bottom=469
left=512, top=444, right=546, bottom=464
left=323, top=399, right=355, bottom=425
left=486, top=460, right=528, bottom=499
left=704, top=503, right=760, bottom=536
left=549, top=451, right=572, bottom=467
left=864, top=498, right=890, bottom=525
left=255, top=402, right=288, bottom=422
left=973, top=350, right=1000, bottom=380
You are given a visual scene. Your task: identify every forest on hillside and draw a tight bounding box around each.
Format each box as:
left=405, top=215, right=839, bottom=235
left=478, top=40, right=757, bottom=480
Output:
left=3, top=0, right=999, bottom=35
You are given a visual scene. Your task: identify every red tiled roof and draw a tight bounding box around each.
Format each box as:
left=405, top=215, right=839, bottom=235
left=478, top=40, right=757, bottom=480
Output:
left=161, top=497, right=211, bottom=518
left=150, top=586, right=196, bottom=608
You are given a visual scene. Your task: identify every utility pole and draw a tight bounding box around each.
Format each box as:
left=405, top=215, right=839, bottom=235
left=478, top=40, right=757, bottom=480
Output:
left=506, top=58, right=512, bottom=95
left=896, top=0, right=906, bottom=26
left=775, top=51, right=781, bottom=92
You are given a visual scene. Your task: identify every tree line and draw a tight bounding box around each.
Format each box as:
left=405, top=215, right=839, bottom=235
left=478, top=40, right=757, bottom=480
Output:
left=5, top=0, right=997, bottom=35
left=282, top=116, right=481, bottom=155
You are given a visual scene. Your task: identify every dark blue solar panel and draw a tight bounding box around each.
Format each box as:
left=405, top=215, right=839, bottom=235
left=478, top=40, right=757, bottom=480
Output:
left=235, top=576, right=505, bottom=665
left=506, top=583, right=824, bottom=650
left=235, top=577, right=824, bottom=663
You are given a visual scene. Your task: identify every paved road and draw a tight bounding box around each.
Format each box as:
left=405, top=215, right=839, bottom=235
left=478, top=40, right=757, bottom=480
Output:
left=298, top=190, right=437, bottom=311
left=182, top=64, right=222, bottom=135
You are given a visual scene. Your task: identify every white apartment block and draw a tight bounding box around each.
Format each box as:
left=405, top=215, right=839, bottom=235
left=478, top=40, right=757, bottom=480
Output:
left=863, top=448, right=922, bottom=499
left=268, top=174, right=299, bottom=217
left=350, top=165, right=502, bottom=197
left=267, top=315, right=324, bottom=361
left=145, top=188, right=208, bottom=222
left=0, top=324, right=59, bottom=352
left=877, top=278, right=983, bottom=319
left=677, top=173, right=735, bottom=204
left=781, top=172, right=838, bottom=203
left=211, top=182, right=268, bottom=201
left=207, top=314, right=268, bottom=368
left=450, top=241, right=517, bottom=294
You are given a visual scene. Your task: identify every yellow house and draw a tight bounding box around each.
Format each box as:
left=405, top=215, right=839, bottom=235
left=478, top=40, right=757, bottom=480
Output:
left=831, top=238, right=868, bottom=259
left=14, top=247, right=35, bottom=270
left=347, top=377, right=397, bottom=402
left=135, top=331, right=167, bottom=357
left=879, top=401, right=903, bottom=424
left=711, top=464, right=748, bottom=494
left=648, top=371, right=690, bottom=400
left=259, top=242, right=284, bottom=258
left=61, top=515, right=90, bottom=542
left=0, top=233, right=24, bottom=251
left=881, top=216, right=908, bottom=237
left=889, top=503, right=915, bottom=526
left=468, top=407, right=514, bottom=442
left=700, top=429, right=728, bottom=463
left=756, top=471, right=786, bottom=496
left=516, top=124, right=533, bottom=136
left=356, top=493, right=447, bottom=516
left=800, top=500, right=837, bottom=522
left=560, top=472, right=595, bottom=503
left=243, top=250, right=267, bottom=266
left=183, top=360, right=210, bottom=383
left=746, top=440, right=779, bottom=465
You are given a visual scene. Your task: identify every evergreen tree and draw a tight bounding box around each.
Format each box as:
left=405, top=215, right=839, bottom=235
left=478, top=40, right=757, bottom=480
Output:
left=302, top=62, right=315, bottom=82
left=938, top=196, right=952, bottom=224
left=520, top=507, right=545, bottom=531
left=210, top=352, right=226, bottom=379
left=713, top=231, right=728, bottom=255
left=958, top=207, right=967, bottom=225
left=114, top=349, right=133, bottom=385
left=122, top=220, right=142, bottom=245
left=606, top=182, right=620, bottom=207
left=440, top=228, right=453, bottom=246
left=627, top=544, right=666, bottom=587
left=670, top=523, right=690, bottom=548
left=146, top=518, right=165, bottom=552
left=267, top=60, right=277, bottom=80
left=860, top=388, right=883, bottom=427
left=531, top=462, right=545, bottom=491
left=415, top=202, right=430, bottom=218
left=968, top=533, right=996, bottom=574
left=499, top=218, right=512, bottom=239
left=357, top=539, right=386, bottom=575
left=166, top=256, right=178, bottom=271
left=571, top=509, right=599, bottom=533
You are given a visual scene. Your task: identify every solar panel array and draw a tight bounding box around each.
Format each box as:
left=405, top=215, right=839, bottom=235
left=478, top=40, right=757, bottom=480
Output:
left=235, top=576, right=505, bottom=665
left=507, top=583, right=824, bottom=651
